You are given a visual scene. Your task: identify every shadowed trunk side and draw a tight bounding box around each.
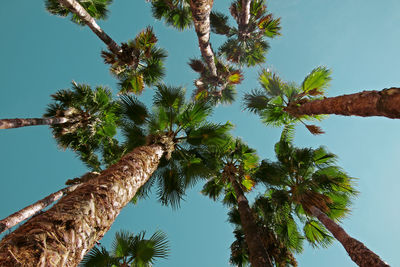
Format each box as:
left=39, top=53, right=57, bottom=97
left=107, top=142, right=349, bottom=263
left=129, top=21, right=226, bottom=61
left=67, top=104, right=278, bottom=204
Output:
left=57, top=0, right=122, bottom=55
left=0, top=144, right=164, bottom=267
left=309, top=206, right=389, bottom=267
left=230, top=178, right=273, bottom=267
left=0, top=117, right=69, bottom=130
left=286, top=87, right=400, bottom=119
left=0, top=184, right=80, bottom=235
left=190, top=0, right=217, bottom=77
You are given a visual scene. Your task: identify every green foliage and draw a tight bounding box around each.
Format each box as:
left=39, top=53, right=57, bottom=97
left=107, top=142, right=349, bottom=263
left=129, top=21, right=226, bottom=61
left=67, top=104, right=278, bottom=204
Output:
left=81, top=230, right=170, bottom=267
left=45, top=0, right=112, bottom=25
left=244, top=67, right=330, bottom=134
left=150, top=0, right=192, bottom=30
left=45, top=82, right=120, bottom=171
left=101, top=27, right=167, bottom=94
left=256, top=136, right=357, bottom=248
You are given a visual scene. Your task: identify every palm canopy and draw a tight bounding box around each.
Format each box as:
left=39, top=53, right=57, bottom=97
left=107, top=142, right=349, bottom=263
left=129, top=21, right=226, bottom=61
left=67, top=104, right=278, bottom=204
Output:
left=201, top=137, right=258, bottom=206
left=45, top=0, right=112, bottom=25
left=149, top=0, right=192, bottom=30
left=44, top=81, right=122, bottom=172
left=80, top=230, right=170, bottom=267
left=228, top=196, right=301, bottom=267
left=254, top=131, right=357, bottom=248
left=210, top=0, right=281, bottom=66
left=102, top=27, right=167, bottom=94
left=189, top=57, right=243, bottom=105
left=118, top=84, right=232, bottom=208
left=244, top=66, right=331, bottom=134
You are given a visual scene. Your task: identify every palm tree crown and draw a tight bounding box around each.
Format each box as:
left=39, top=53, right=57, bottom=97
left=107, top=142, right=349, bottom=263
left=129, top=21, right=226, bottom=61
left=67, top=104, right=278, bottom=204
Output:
left=45, top=81, right=122, bottom=171
left=244, top=66, right=331, bottom=134
left=210, top=0, right=281, bottom=66
left=255, top=130, right=357, bottom=248
left=81, top=230, right=170, bottom=266
left=150, top=0, right=193, bottom=30
left=119, top=84, right=232, bottom=207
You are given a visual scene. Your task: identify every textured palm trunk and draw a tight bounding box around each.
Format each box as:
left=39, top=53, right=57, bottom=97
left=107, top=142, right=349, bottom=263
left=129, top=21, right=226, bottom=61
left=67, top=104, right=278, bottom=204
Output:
left=238, top=0, right=251, bottom=36
left=190, top=0, right=218, bottom=77
left=230, top=178, right=273, bottom=267
left=0, top=144, right=164, bottom=266
left=0, top=117, right=69, bottom=129
left=0, top=184, right=80, bottom=235
left=286, top=87, right=400, bottom=119
left=309, top=206, right=389, bottom=267
left=57, top=0, right=122, bottom=55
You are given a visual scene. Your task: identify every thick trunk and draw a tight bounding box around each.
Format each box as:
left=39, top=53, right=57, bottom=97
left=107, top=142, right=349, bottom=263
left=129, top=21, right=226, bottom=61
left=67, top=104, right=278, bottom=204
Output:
left=57, top=0, right=122, bottom=55
left=309, top=206, right=389, bottom=267
left=0, top=117, right=69, bottom=129
left=287, top=87, right=400, bottom=119
left=0, top=144, right=164, bottom=266
left=190, top=0, right=218, bottom=77
left=0, top=184, right=80, bottom=235
left=230, top=178, right=273, bottom=267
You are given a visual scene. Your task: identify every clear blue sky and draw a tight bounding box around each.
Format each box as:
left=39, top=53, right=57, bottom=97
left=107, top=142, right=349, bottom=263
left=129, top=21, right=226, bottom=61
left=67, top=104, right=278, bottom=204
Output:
left=1, top=1, right=400, bottom=266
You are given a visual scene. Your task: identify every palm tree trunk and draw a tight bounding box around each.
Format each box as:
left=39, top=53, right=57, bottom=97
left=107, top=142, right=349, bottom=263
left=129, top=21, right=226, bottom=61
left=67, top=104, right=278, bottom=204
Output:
left=230, top=178, right=273, bottom=267
left=0, top=144, right=165, bottom=266
left=239, top=0, right=251, bottom=35
left=0, top=117, right=69, bottom=129
left=286, top=87, right=400, bottom=119
left=0, top=184, right=80, bottom=235
left=309, top=206, right=389, bottom=267
left=190, top=0, right=218, bottom=77
left=57, top=0, right=122, bottom=55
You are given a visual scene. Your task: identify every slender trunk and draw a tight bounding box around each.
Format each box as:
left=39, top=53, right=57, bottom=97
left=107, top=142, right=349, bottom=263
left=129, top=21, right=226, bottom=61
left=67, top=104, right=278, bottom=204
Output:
left=309, top=206, right=389, bottom=267
left=57, top=0, right=122, bottom=55
left=0, top=144, right=164, bottom=266
left=0, top=184, right=80, bottom=235
left=0, top=117, right=69, bottom=130
left=286, top=87, right=400, bottom=119
left=230, top=178, right=273, bottom=267
left=238, top=0, right=251, bottom=36
left=190, top=0, right=218, bottom=77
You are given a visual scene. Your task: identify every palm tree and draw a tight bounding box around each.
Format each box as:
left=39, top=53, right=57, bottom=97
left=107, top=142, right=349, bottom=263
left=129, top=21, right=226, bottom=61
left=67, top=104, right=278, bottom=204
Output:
left=0, top=82, right=121, bottom=171
left=201, top=138, right=273, bottom=267
left=101, top=27, right=167, bottom=94
left=228, top=196, right=301, bottom=267
left=46, top=0, right=121, bottom=55
left=255, top=131, right=389, bottom=266
left=0, top=85, right=231, bottom=266
left=244, top=67, right=400, bottom=135
left=210, top=0, right=281, bottom=66
left=80, top=230, right=169, bottom=266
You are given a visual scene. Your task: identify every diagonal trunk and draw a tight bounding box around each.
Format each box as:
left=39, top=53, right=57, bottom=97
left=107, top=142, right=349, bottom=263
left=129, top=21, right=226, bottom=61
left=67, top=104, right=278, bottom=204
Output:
left=189, top=0, right=218, bottom=77
left=0, top=144, right=164, bottom=266
left=57, top=0, right=122, bottom=55
left=0, top=117, right=69, bottom=129
left=230, top=177, right=273, bottom=267
left=286, top=87, right=400, bottom=119
left=309, top=205, right=389, bottom=267
left=0, top=184, right=80, bottom=235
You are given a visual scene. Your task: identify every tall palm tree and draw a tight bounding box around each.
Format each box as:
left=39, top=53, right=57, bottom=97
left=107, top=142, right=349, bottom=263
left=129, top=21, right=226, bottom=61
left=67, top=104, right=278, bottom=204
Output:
left=46, top=0, right=121, bottom=55
left=210, top=0, right=281, bottom=66
left=80, top=230, right=170, bottom=266
left=201, top=138, right=273, bottom=267
left=0, top=85, right=231, bottom=266
left=255, top=131, right=389, bottom=266
left=244, top=67, right=400, bottom=135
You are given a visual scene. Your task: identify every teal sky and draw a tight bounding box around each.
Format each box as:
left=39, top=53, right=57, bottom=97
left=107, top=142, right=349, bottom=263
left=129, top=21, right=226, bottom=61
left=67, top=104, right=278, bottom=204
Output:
left=1, top=1, right=400, bottom=266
